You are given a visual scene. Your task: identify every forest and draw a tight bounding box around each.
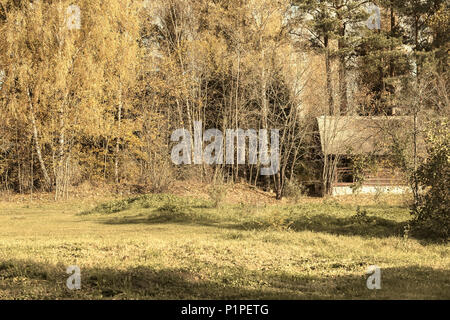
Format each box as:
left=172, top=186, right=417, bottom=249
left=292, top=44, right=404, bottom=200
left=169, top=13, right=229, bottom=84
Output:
left=0, top=1, right=448, bottom=236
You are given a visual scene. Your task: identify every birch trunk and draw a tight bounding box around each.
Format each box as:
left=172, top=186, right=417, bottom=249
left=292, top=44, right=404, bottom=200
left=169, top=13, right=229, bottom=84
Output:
left=28, top=89, right=52, bottom=190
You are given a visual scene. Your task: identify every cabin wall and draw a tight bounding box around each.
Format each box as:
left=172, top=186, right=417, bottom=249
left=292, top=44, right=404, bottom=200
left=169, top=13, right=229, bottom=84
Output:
left=331, top=159, right=408, bottom=196
left=332, top=185, right=410, bottom=196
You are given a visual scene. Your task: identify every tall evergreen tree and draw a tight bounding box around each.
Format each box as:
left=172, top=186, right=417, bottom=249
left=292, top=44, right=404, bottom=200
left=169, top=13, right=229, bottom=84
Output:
left=293, top=0, right=370, bottom=115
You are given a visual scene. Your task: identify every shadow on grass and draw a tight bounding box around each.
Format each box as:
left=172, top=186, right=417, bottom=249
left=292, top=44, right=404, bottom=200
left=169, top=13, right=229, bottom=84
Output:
left=0, top=259, right=448, bottom=299
left=267, top=214, right=405, bottom=238
left=101, top=208, right=406, bottom=239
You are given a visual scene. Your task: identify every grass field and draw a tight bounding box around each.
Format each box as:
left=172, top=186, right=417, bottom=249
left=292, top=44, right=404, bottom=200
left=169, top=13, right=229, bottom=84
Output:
left=0, top=193, right=448, bottom=299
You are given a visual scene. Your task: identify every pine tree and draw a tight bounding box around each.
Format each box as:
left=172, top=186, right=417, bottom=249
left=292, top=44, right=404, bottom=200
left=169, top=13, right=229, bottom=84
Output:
left=293, top=0, right=370, bottom=115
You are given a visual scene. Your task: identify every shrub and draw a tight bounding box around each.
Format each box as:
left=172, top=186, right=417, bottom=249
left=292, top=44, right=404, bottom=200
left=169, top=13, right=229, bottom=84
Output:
left=353, top=206, right=370, bottom=224
left=411, top=120, right=449, bottom=240
left=146, top=160, right=175, bottom=194
left=208, top=181, right=228, bottom=208
left=282, top=179, right=306, bottom=203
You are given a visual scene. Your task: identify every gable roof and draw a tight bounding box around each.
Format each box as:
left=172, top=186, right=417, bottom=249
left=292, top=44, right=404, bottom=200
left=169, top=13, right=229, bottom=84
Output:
left=316, top=116, right=424, bottom=156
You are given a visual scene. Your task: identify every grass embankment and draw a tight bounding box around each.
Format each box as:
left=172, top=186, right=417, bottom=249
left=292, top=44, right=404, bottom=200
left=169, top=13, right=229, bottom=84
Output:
left=0, top=194, right=448, bottom=299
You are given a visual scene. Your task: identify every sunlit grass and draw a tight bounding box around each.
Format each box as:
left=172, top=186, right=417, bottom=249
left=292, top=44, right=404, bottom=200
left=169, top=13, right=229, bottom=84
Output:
left=0, top=194, right=448, bottom=299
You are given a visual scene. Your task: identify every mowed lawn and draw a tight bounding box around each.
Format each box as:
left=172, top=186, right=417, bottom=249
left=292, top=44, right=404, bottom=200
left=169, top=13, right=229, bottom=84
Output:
left=0, top=194, right=448, bottom=299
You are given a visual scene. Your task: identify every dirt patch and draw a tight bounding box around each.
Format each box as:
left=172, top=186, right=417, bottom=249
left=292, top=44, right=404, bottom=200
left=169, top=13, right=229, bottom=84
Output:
left=170, top=180, right=285, bottom=205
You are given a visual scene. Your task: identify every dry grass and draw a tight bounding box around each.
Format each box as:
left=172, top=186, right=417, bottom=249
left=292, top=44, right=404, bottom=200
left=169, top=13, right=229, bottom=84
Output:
left=0, top=192, right=448, bottom=300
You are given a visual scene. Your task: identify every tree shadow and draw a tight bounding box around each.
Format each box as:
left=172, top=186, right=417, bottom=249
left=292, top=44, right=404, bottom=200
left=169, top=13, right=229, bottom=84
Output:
left=243, top=214, right=406, bottom=238
left=101, top=209, right=406, bottom=239
left=0, top=259, right=448, bottom=299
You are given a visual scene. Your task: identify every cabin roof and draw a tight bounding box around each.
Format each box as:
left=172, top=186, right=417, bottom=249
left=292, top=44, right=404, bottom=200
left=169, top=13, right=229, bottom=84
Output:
left=316, top=116, right=424, bottom=156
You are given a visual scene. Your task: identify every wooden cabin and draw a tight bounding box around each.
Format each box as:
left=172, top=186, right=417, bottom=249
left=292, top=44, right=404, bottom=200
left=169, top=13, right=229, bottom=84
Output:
left=316, top=116, right=420, bottom=196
